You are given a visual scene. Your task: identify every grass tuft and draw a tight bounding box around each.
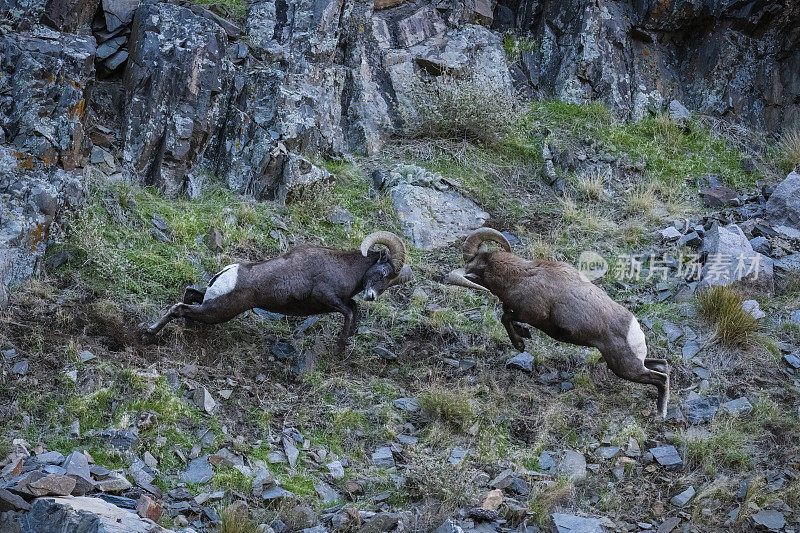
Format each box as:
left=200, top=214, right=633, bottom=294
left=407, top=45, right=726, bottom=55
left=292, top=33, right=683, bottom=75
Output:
left=576, top=170, right=605, bottom=201
left=779, top=128, right=800, bottom=172
left=418, top=389, right=474, bottom=427
left=220, top=502, right=259, bottom=533
left=697, top=286, right=758, bottom=346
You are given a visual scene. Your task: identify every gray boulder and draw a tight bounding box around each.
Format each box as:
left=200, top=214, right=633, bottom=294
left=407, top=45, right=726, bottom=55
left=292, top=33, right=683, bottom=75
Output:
left=766, top=171, right=800, bottom=230
left=102, top=0, right=141, bottom=32
left=44, top=0, right=101, bottom=32
left=557, top=450, right=587, bottom=481
left=670, top=486, right=695, bottom=507
left=699, top=223, right=774, bottom=296
left=649, top=445, right=683, bottom=471
left=668, top=100, right=691, bottom=126
left=182, top=456, right=213, bottom=484
left=385, top=165, right=488, bottom=250
left=682, top=394, right=719, bottom=425
left=551, top=513, right=604, bottom=533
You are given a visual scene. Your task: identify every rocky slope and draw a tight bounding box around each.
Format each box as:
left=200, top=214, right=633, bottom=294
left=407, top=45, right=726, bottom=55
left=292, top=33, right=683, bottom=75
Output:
left=496, top=0, right=800, bottom=133
left=1, top=0, right=800, bottom=532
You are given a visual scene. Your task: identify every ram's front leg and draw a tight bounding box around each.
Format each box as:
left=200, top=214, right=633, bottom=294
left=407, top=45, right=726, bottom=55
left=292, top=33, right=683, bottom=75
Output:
left=346, top=299, right=360, bottom=337
left=326, top=298, right=356, bottom=352
left=501, top=305, right=527, bottom=352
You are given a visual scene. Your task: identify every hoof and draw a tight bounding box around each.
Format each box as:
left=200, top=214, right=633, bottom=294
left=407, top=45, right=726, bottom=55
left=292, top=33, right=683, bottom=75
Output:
left=515, top=325, right=532, bottom=339
left=137, top=323, right=156, bottom=344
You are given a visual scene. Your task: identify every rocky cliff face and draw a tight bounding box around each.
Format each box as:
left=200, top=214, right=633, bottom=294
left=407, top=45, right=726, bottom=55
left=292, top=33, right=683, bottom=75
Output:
left=0, top=0, right=797, bottom=301
left=496, top=0, right=800, bottom=133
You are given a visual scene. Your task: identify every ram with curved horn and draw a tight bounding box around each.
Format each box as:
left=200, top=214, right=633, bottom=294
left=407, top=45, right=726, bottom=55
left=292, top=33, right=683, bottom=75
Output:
left=448, top=228, right=670, bottom=417
left=141, top=231, right=411, bottom=348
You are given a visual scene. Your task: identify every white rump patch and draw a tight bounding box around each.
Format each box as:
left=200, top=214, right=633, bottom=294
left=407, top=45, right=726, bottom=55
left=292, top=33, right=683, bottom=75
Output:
left=203, top=264, right=239, bottom=303
left=626, top=317, right=647, bottom=361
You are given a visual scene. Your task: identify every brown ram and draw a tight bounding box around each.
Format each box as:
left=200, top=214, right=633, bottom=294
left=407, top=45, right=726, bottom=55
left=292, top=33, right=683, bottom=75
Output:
left=448, top=228, right=669, bottom=417
left=141, top=231, right=411, bottom=348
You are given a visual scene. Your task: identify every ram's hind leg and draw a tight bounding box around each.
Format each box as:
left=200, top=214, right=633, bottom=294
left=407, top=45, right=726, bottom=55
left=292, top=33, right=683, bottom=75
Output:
left=141, top=302, right=196, bottom=340
left=183, top=285, right=206, bottom=305
left=604, top=337, right=670, bottom=418
left=644, top=358, right=669, bottom=374
left=141, top=301, right=231, bottom=341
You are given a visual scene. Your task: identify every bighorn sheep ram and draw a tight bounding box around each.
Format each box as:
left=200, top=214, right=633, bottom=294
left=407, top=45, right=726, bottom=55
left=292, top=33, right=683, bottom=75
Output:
left=141, top=231, right=411, bottom=347
left=448, top=228, right=669, bottom=417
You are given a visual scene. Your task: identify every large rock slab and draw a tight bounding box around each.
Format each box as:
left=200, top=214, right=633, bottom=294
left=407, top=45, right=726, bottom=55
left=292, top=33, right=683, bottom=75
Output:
left=43, top=0, right=101, bottom=31
left=230, top=0, right=513, bottom=165
left=557, top=450, right=587, bottom=481
left=102, top=0, right=141, bottom=32
left=0, top=30, right=96, bottom=171
left=766, top=171, right=800, bottom=230
left=391, top=184, right=489, bottom=250
left=386, top=24, right=513, bottom=131
left=0, top=147, right=84, bottom=308
left=699, top=223, right=774, bottom=296
left=385, top=165, right=488, bottom=250
left=0, top=496, right=171, bottom=532
left=122, top=1, right=234, bottom=195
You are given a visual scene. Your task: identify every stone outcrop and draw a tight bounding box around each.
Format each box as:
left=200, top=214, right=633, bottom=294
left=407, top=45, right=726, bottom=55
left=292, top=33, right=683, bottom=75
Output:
left=0, top=147, right=84, bottom=308
left=496, top=0, right=800, bottom=133
left=0, top=30, right=96, bottom=171
left=121, top=0, right=235, bottom=195
left=213, top=0, right=511, bottom=200
left=0, top=496, right=170, bottom=532
left=766, top=171, right=800, bottom=229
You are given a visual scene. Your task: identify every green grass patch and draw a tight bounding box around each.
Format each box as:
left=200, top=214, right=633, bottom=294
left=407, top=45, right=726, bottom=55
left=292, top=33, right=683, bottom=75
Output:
left=530, top=101, right=759, bottom=191
left=212, top=466, right=253, bottom=493
left=190, top=0, right=248, bottom=20
left=679, top=422, right=752, bottom=474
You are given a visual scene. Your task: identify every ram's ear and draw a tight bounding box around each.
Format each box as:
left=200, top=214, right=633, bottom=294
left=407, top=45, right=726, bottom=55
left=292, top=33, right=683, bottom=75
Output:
left=385, top=265, right=412, bottom=289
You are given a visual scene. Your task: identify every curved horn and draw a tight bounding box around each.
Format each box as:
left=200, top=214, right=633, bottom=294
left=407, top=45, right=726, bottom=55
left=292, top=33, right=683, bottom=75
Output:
left=360, top=231, right=406, bottom=273
left=462, top=228, right=511, bottom=263
left=447, top=268, right=489, bottom=291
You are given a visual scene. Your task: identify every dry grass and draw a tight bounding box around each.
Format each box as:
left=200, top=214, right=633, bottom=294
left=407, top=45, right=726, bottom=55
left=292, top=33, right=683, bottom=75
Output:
left=526, top=233, right=562, bottom=261
left=779, top=128, right=800, bottom=172
left=625, top=181, right=656, bottom=217
left=399, top=73, right=515, bottom=144
left=404, top=447, right=475, bottom=526
left=577, top=170, right=606, bottom=201
left=697, top=286, right=758, bottom=346
left=220, top=502, right=259, bottom=533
